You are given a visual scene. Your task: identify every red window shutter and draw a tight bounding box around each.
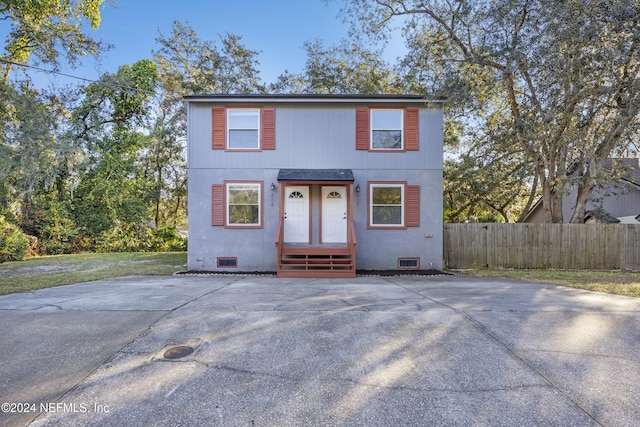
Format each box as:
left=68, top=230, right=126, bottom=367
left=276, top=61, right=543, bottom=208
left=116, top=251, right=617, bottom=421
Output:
left=212, top=184, right=225, bottom=226
left=405, top=108, right=419, bottom=151
left=355, top=108, right=370, bottom=150
left=261, top=108, right=275, bottom=150
left=406, top=185, right=420, bottom=227
left=211, top=108, right=226, bottom=150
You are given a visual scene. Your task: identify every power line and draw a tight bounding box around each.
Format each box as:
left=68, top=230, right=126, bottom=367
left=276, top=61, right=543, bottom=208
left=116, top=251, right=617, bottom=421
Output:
left=0, top=59, right=158, bottom=95
left=1, top=59, right=99, bottom=83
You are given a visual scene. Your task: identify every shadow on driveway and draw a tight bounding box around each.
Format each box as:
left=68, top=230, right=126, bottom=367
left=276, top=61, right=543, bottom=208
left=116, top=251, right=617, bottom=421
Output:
left=1, top=275, right=639, bottom=426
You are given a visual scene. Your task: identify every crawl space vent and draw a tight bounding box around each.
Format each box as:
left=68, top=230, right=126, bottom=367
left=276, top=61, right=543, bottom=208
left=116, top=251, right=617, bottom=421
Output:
left=398, top=258, right=420, bottom=270
left=217, top=257, right=238, bottom=268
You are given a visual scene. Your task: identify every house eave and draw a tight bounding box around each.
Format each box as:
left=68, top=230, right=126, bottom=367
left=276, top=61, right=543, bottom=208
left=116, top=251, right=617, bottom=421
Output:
left=277, top=169, right=355, bottom=182
left=184, top=93, right=446, bottom=105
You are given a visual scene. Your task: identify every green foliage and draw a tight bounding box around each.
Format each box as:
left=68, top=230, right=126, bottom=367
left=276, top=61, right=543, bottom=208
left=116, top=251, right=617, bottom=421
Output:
left=0, top=11, right=191, bottom=255
left=32, top=197, right=79, bottom=255
left=94, top=222, right=152, bottom=252
left=111, top=60, right=158, bottom=123
left=1, top=84, right=74, bottom=207
left=73, top=60, right=159, bottom=143
left=340, top=0, right=640, bottom=223
left=0, top=216, right=30, bottom=262
left=72, top=132, right=154, bottom=243
left=92, top=225, right=187, bottom=253
left=151, top=23, right=266, bottom=230
left=270, top=39, right=403, bottom=94
left=149, top=227, right=187, bottom=252
left=0, top=0, right=107, bottom=82
left=154, top=22, right=265, bottom=95
left=67, top=62, right=159, bottom=249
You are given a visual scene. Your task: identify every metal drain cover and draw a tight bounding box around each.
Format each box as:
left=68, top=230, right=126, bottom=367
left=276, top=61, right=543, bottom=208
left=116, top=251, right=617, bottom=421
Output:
left=163, top=345, right=194, bottom=359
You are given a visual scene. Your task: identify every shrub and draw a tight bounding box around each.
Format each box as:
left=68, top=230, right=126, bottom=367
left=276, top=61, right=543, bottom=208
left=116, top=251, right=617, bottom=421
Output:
left=149, top=226, right=187, bottom=252
left=37, top=213, right=79, bottom=255
left=0, top=216, right=30, bottom=262
left=94, top=222, right=152, bottom=253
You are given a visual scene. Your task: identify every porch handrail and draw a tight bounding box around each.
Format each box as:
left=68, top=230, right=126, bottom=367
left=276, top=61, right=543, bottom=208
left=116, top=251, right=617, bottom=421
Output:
left=348, top=219, right=357, bottom=247
left=275, top=215, right=284, bottom=271
left=275, top=216, right=284, bottom=247
left=348, top=218, right=357, bottom=271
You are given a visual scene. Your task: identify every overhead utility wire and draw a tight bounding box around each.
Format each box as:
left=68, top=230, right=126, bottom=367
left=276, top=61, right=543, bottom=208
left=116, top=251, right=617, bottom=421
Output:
left=1, top=58, right=97, bottom=83
left=0, top=59, right=158, bottom=95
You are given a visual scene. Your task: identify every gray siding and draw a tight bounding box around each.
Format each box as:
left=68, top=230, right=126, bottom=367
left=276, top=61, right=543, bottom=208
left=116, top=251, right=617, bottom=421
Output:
left=188, top=103, right=443, bottom=171
left=187, top=99, right=444, bottom=272
left=188, top=168, right=280, bottom=271
left=525, top=183, right=640, bottom=223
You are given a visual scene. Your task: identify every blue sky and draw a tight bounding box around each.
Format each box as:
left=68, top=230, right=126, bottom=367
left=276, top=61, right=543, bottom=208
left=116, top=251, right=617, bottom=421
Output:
left=5, top=0, right=405, bottom=88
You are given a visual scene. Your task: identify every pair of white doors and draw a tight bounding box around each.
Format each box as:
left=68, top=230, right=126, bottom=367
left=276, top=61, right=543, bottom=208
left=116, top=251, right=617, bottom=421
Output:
left=284, top=186, right=347, bottom=243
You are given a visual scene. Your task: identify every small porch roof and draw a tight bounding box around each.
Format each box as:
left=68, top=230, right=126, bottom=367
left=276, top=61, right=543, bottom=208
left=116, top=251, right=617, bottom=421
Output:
left=277, top=169, right=354, bottom=182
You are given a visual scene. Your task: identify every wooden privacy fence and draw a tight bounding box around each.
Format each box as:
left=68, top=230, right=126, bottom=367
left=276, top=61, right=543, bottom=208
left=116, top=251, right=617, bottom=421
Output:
left=444, top=223, right=640, bottom=270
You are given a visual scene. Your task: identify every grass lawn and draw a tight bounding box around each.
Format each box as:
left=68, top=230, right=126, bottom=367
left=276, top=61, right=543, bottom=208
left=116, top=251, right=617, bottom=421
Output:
left=453, top=268, right=640, bottom=298
left=0, top=252, right=187, bottom=295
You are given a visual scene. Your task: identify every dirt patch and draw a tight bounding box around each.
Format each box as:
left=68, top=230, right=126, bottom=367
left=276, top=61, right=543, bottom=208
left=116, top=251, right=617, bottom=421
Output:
left=0, top=265, right=76, bottom=277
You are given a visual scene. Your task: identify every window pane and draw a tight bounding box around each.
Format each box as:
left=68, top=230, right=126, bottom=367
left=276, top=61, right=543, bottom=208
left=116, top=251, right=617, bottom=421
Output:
left=227, top=184, right=260, bottom=226
left=228, top=109, right=259, bottom=128
left=229, top=130, right=259, bottom=149
left=372, top=187, right=402, bottom=205
left=372, top=206, right=402, bottom=225
left=228, top=186, right=259, bottom=204
left=371, top=109, right=402, bottom=129
left=228, top=205, right=259, bottom=224
left=372, top=130, right=402, bottom=149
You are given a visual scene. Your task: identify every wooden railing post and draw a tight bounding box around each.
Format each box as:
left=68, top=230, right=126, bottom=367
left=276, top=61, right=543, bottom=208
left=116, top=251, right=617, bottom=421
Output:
left=275, top=216, right=284, bottom=275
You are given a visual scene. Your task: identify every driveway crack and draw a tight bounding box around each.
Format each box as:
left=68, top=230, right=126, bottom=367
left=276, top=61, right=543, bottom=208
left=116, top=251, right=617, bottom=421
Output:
left=385, top=277, right=606, bottom=427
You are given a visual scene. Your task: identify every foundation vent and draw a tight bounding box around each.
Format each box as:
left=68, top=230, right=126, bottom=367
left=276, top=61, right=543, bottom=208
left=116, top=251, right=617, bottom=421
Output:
left=398, top=258, right=420, bottom=270
left=217, top=257, right=238, bottom=268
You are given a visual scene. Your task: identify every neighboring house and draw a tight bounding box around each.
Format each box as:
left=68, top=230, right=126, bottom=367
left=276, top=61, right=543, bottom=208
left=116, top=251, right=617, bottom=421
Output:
left=185, top=94, right=445, bottom=277
left=523, top=158, right=640, bottom=224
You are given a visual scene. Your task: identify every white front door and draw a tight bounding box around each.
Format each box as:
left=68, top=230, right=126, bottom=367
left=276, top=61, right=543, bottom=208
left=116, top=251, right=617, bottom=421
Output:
left=322, top=186, right=347, bottom=243
left=284, top=186, right=309, bottom=243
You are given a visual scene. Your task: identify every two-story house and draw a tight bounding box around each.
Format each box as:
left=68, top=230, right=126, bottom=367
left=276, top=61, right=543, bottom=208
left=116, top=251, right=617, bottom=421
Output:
left=185, top=94, right=444, bottom=277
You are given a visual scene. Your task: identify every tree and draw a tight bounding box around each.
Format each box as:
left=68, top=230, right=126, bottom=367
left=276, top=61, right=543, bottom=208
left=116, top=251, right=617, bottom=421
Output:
left=154, top=21, right=264, bottom=95
left=0, top=0, right=106, bottom=82
left=148, top=22, right=266, bottom=229
left=0, top=0, right=109, bottom=252
left=270, top=39, right=403, bottom=94
left=444, top=138, right=533, bottom=223
left=337, top=0, right=640, bottom=222
left=0, top=83, right=76, bottom=233
left=69, top=60, right=158, bottom=249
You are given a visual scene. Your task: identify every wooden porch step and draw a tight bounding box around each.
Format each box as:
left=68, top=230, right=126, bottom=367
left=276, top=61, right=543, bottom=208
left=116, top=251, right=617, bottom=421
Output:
left=281, top=255, right=351, bottom=261
left=278, top=251, right=355, bottom=278
left=281, top=246, right=350, bottom=256
left=280, top=261, right=352, bottom=266
left=277, top=240, right=356, bottom=278
left=280, top=260, right=353, bottom=267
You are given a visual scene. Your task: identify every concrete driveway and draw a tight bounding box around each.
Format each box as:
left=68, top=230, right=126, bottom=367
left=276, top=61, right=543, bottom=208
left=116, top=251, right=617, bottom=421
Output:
left=1, top=274, right=640, bottom=426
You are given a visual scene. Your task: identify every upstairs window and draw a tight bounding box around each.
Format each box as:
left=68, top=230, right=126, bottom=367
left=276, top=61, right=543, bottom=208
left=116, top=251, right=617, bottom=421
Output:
left=227, top=108, right=260, bottom=149
left=371, top=109, right=403, bottom=150
left=356, top=107, right=419, bottom=151
left=211, top=107, right=275, bottom=150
